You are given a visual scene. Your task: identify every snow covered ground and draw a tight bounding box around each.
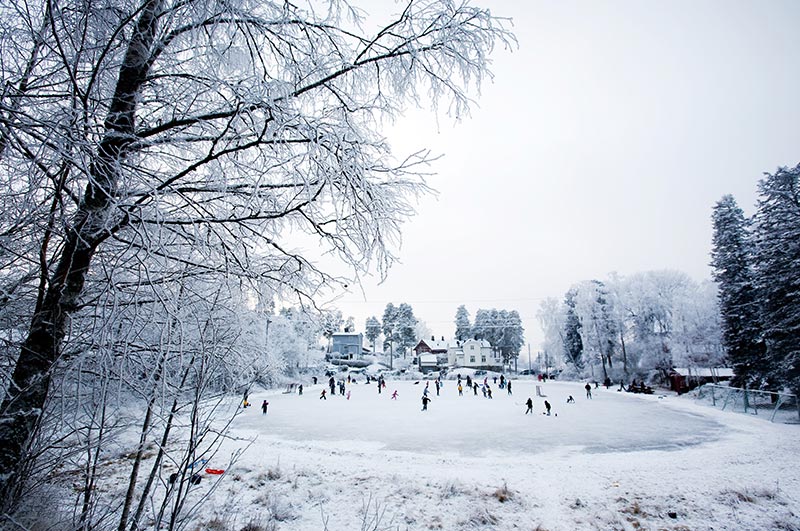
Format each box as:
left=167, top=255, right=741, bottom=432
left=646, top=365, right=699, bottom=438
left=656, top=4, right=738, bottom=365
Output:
left=192, top=379, right=800, bottom=531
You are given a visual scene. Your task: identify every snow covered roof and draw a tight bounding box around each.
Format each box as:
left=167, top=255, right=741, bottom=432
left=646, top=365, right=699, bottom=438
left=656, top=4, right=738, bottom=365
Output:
left=673, top=367, right=734, bottom=378
left=419, top=354, right=438, bottom=364
left=461, top=338, right=491, bottom=348
left=416, top=337, right=449, bottom=351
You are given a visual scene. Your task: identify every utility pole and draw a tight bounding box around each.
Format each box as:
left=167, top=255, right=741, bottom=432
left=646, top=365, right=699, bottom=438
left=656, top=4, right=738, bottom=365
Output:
left=389, top=330, right=393, bottom=370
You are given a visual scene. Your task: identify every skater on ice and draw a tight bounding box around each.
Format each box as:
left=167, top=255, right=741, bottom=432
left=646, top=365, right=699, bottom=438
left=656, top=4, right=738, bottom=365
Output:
left=421, top=395, right=431, bottom=411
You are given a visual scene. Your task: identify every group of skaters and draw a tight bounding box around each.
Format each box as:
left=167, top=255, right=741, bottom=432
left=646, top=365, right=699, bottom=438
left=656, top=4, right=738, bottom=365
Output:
left=452, top=373, right=512, bottom=399
left=521, top=382, right=597, bottom=417
left=266, top=371, right=604, bottom=418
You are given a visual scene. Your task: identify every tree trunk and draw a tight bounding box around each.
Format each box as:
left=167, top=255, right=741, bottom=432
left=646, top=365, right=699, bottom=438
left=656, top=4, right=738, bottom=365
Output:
left=0, top=0, right=162, bottom=509
left=620, top=330, right=628, bottom=376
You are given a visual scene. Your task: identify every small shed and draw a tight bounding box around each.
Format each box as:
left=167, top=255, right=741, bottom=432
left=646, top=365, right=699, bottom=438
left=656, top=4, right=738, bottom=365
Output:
left=669, top=367, right=734, bottom=394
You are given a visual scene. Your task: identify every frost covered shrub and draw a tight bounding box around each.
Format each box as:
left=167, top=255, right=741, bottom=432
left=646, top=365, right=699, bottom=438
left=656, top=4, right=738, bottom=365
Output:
left=492, top=482, right=514, bottom=503
left=462, top=507, right=498, bottom=527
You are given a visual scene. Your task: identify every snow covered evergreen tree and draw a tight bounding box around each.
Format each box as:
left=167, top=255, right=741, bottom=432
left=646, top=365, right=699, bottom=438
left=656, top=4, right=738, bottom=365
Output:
left=454, top=305, right=472, bottom=341
left=752, top=165, right=800, bottom=394
left=710, top=194, right=766, bottom=387
left=563, top=289, right=584, bottom=371
left=382, top=303, right=417, bottom=357
left=498, top=310, right=525, bottom=366
left=321, top=310, right=344, bottom=352
left=396, top=303, right=419, bottom=357
left=382, top=303, right=399, bottom=354
left=365, top=316, right=382, bottom=352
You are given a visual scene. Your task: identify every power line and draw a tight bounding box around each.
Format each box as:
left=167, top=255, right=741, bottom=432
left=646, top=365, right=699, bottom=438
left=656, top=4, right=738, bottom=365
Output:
left=335, top=296, right=552, bottom=304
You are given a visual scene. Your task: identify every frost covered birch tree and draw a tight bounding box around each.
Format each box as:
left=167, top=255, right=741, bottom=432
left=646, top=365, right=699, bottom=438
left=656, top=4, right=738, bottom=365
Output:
left=573, top=280, right=617, bottom=381
left=0, top=0, right=513, bottom=513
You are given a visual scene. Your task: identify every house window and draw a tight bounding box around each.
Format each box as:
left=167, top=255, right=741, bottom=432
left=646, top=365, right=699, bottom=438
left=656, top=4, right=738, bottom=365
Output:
left=481, top=356, right=486, bottom=362
left=469, top=356, right=475, bottom=363
left=470, top=345, right=475, bottom=350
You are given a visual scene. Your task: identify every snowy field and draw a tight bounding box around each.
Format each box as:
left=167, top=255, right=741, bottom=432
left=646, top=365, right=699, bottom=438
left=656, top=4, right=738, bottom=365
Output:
left=194, top=379, right=800, bottom=531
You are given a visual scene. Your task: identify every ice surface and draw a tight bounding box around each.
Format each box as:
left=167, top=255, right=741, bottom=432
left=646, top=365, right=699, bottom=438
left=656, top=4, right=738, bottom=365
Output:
left=244, top=380, right=723, bottom=456
left=197, top=379, right=800, bottom=531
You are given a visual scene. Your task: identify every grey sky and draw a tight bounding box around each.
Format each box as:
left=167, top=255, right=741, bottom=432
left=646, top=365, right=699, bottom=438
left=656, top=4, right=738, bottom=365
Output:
left=328, top=0, right=800, bottom=348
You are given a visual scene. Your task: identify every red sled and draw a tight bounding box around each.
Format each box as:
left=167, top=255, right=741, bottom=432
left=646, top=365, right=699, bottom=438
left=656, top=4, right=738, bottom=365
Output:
left=205, top=468, right=225, bottom=475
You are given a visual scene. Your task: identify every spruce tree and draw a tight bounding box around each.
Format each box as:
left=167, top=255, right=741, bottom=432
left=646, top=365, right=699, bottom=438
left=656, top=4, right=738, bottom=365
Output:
left=563, top=289, right=584, bottom=371
left=752, top=165, right=800, bottom=394
left=454, top=305, right=471, bottom=341
left=365, top=316, right=382, bottom=352
left=710, top=194, right=766, bottom=387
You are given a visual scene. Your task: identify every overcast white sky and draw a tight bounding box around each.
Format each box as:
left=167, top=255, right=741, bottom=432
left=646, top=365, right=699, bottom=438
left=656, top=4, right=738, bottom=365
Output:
left=325, top=0, right=800, bottom=349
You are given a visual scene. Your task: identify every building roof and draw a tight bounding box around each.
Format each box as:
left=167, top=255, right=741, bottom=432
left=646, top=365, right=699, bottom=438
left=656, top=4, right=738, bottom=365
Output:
left=419, top=354, right=438, bottom=364
left=415, top=337, right=449, bottom=352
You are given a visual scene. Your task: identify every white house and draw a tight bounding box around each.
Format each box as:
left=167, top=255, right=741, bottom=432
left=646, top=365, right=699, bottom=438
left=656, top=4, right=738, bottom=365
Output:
left=447, top=339, right=502, bottom=370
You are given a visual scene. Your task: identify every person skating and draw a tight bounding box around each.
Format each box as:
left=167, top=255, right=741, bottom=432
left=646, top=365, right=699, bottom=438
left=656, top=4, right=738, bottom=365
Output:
left=544, top=400, right=551, bottom=416
left=585, top=383, right=592, bottom=399
left=421, top=395, right=432, bottom=411
left=566, top=395, right=575, bottom=403
left=525, top=397, right=533, bottom=414
left=377, top=380, right=382, bottom=394
left=507, top=380, right=512, bottom=395
left=458, top=383, right=463, bottom=396
left=435, top=380, right=440, bottom=396
left=391, top=390, right=398, bottom=400
left=487, top=386, right=493, bottom=399
left=473, top=382, right=478, bottom=395
left=298, top=384, right=303, bottom=396
left=261, top=400, right=269, bottom=414
left=319, top=389, right=327, bottom=400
